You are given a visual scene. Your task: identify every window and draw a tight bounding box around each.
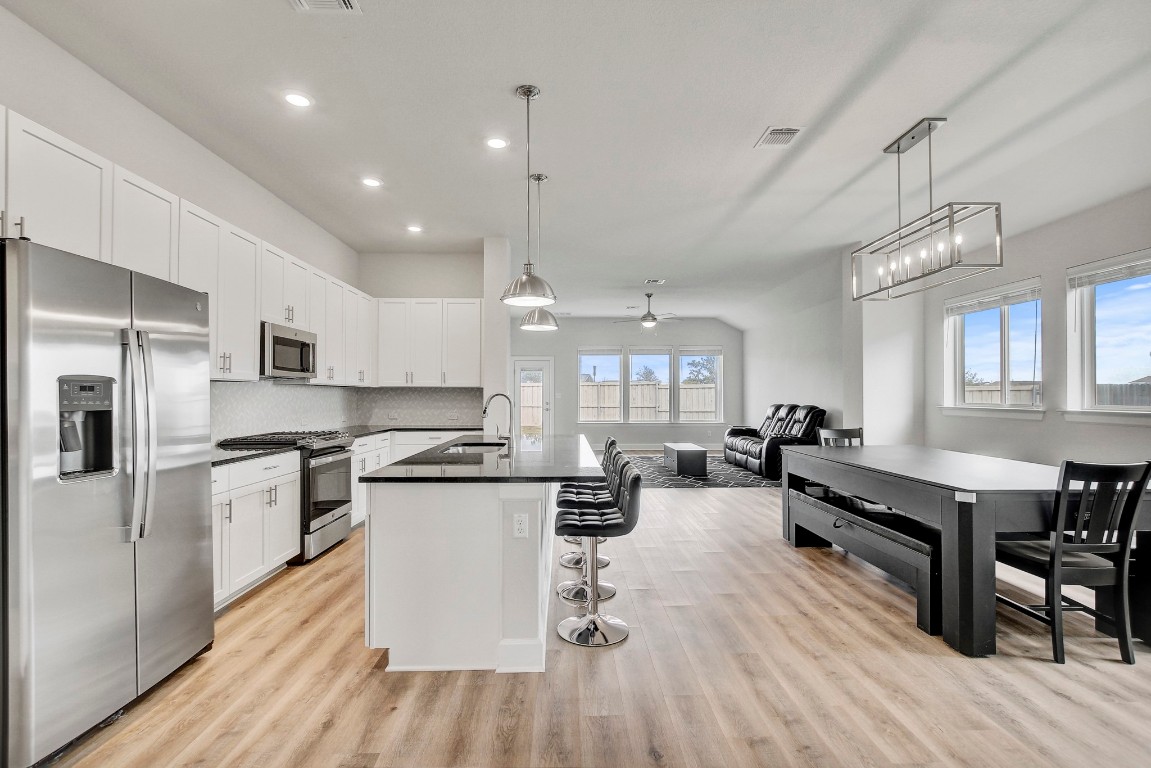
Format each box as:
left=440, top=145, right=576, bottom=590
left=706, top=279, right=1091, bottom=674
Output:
left=945, top=280, right=1042, bottom=407
left=577, top=349, right=621, bottom=422
left=677, top=347, right=722, bottom=421
left=1068, top=249, right=1151, bottom=411
left=576, top=346, right=724, bottom=424
left=628, top=349, right=671, bottom=422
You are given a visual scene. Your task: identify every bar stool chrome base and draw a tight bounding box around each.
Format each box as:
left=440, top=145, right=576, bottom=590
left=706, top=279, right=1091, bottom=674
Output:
left=559, top=581, right=616, bottom=604
left=557, top=612, right=629, bottom=647
left=559, top=551, right=609, bottom=570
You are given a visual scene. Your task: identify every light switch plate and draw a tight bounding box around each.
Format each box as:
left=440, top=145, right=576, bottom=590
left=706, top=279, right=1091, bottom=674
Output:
left=388, top=411, right=399, bottom=420
left=447, top=411, right=459, bottom=421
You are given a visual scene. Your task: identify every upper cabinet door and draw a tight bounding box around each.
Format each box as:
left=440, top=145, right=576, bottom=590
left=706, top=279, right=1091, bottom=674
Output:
left=176, top=201, right=222, bottom=376
left=408, top=299, right=444, bottom=387
left=284, top=259, right=308, bottom=328
left=218, top=225, right=260, bottom=381
left=442, top=299, right=482, bottom=387
left=376, top=299, right=409, bottom=386
left=6, top=112, right=113, bottom=261
left=357, top=294, right=377, bottom=387
left=326, top=280, right=345, bottom=384
left=343, top=286, right=359, bottom=385
left=260, top=245, right=287, bottom=324
left=111, top=167, right=177, bottom=280
left=307, top=271, right=329, bottom=384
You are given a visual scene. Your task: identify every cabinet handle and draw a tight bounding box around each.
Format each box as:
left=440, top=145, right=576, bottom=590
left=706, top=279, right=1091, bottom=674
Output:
left=272, top=485, right=278, bottom=505
left=285, top=306, right=290, bottom=322
left=266, top=488, right=273, bottom=507
left=226, top=500, right=232, bottom=523
left=225, top=352, right=232, bottom=373
left=219, top=353, right=226, bottom=373
left=442, top=371, right=445, bottom=385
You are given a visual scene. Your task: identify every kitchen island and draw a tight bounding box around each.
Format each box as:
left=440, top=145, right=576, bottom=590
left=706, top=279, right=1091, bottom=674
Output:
left=360, top=434, right=602, bottom=672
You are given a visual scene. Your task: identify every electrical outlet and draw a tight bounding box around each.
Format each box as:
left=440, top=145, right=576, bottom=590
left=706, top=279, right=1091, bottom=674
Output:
left=707, top=429, right=713, bottom=437
left=388, top=411, right=399, bottom=420
left=512, top=513, right=529, bottom=538
left=447, top=410, right=459, bottom=421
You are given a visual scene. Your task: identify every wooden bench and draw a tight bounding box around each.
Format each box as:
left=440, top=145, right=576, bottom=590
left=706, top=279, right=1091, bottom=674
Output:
left=788, top=488, right=942, bottom=635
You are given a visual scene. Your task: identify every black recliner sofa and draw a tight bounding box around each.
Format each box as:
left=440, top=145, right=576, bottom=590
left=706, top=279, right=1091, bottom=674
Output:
left=723, top=404, right=826, bottom=480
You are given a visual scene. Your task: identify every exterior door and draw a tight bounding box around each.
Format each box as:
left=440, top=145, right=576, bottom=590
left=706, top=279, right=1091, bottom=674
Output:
left=512, top=358, right=553, bottom=453
left=131, top=272, right=213, bottom=693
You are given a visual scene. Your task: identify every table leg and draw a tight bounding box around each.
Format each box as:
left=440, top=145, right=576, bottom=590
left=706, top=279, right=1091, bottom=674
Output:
left=941, top=497, right=998, bottom=657
left=781, top=467, right=794, bottom=541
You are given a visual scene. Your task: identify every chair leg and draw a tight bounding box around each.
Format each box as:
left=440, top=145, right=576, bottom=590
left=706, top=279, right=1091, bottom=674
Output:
left=1048, top=576, right=1065, bottom=665
left=1115, top=572, right=1136, bottom=665
left=557, top=535, right=629, bottom=647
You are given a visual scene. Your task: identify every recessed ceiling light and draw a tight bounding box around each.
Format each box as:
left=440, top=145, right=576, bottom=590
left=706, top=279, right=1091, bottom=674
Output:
left=486, top=137, right=509, bottom=149
left=361, top=177, right=383, bottom=188
left=284, top=91, right=313, bottom=108
left=406, top=225, right=423, bottom=233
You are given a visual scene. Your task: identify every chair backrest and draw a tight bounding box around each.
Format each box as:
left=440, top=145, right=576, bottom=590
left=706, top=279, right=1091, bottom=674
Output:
left=615, top=462, right=643, bottom=537
left=783, top=406, right=826, bottom=439
left=1052, top=460, right=1151, bottom=560
left=818, top=427, right=863, bottom=447
left=601, top=438, right=619, bottom=472
left=759, top=404, right=797, bottom=439
left=605, top=449, right=630, bottom=502
left=756, top=404, right=783, bottom=435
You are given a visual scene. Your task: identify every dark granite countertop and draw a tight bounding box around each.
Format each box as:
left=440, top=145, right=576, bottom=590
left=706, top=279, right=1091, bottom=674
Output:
left=360, top=433, right=604, bottom=483
left=211, top=445, right=299, bottom=467
left=345, top=424, right=482, bottom=439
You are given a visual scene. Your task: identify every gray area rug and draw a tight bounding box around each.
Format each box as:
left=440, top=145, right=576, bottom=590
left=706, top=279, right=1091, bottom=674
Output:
left=627, top=455, right=775, bottom=488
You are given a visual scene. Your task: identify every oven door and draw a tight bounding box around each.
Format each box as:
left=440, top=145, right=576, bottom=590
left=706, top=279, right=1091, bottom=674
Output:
left=305, top=449, right=352, bottom=533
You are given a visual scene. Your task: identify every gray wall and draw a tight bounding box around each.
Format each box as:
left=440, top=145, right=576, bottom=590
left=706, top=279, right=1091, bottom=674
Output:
left=0, top=6, right=359, bottom=284
left=922, top=185, right=1151, bottom=464
left=359, top=252, right=484, bottom=298
left=509, top=317, right=743, bottom=450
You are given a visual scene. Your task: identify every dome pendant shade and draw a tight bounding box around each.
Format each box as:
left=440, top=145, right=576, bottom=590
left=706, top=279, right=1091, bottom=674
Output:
left=501, top=262, right=556, bottom=307
left=520, top=306, right=559, bottom=331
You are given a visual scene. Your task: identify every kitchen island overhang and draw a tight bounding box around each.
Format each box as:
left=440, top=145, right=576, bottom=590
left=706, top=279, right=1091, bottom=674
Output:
left=360, top=434, right=603, bottom=672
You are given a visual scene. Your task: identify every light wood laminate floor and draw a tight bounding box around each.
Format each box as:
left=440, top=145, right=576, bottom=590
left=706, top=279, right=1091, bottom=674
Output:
left=56, top=488, right=1151, bottom=767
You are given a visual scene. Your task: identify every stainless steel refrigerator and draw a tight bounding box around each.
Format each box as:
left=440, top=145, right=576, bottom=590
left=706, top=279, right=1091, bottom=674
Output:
left=2, top=240, right=213, bottom=767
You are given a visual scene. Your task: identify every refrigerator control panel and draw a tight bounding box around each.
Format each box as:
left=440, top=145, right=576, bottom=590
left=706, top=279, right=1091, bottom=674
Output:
left=59, top=377, right=114, bottom=410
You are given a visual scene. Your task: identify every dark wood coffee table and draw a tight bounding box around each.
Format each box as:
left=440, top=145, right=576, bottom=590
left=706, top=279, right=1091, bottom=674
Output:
left=663, top=442, right=707, bottom=477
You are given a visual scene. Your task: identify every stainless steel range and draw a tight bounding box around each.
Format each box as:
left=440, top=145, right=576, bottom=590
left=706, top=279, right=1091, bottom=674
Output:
left=217, top=430, right=354, bottom=562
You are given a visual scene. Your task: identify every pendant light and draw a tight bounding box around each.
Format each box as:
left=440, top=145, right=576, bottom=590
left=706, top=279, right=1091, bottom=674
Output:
left=520, top=174, right=559, bottom=331
left=501, top=85, right=557, bottom=308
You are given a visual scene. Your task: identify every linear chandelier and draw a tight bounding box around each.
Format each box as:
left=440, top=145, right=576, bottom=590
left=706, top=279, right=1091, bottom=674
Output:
left=852, top=117, right=1003, bottom=301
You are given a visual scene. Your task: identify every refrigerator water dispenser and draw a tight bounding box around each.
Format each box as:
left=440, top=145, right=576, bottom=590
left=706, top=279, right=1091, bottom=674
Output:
left=58, top=375, right=115, bottom=480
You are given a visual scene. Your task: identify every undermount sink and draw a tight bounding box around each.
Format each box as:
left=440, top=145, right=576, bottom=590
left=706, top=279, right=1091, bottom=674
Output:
left=441, top=442, right=507, bottom=454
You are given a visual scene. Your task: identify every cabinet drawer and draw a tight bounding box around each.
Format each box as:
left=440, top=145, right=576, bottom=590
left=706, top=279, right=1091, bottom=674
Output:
left=374, top=434, right=390, bottom=450
left=211, top=466, right=230, bottom=494
left=394, top=431, right=462, bottom=446
left=352, top=436, right=375, bottom=454
left=229, top=452, right=299, bottom=489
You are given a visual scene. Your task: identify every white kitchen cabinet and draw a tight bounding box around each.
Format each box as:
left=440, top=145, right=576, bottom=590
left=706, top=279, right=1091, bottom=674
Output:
left=343, top=286, right=360, bottom=386
left=111, top=166, right=178, bottom=280
left=376, top=298, right=480, bottom=388
left=357, top=293, right=377, bottom=387
left=351, top=435, right=391, bottom=526
left=307, top=270, right=328, bottom=383
left=211, top=493, right=230, bottom=606
left=261, top=243, right=308, bottom=327
left=177, top=202, right=259, bottom=381
left=5, top=111, right=113, bottom=261
left=324, top=278, right=346, bottom=384
left=225, top=481, right=268, bottom=595
left=442, top=299, right=482, bottom=386
left=390, top=431, right=466, bottom=463
left=266, top=474, right=301, bottom=566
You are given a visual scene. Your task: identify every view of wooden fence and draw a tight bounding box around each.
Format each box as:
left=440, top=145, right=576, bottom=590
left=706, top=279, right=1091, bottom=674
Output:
left=1097, top=383, right=1151, bottom=406
left=574, top=381, right=718, bottom=421
left=963, top=384, right=1042, bottom=405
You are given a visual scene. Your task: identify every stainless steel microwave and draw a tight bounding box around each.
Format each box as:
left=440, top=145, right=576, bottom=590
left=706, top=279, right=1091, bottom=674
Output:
left=261, top=322, right=317, bottom=379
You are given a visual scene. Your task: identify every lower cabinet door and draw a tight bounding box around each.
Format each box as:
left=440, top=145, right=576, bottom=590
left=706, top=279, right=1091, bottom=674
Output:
left=227, top=483, right=268, bottom=593
left=212, top=494, right=230, bottom=606
left=267, top=475, right=301, bottom=566
left=350, top=453, right=367, bottom=526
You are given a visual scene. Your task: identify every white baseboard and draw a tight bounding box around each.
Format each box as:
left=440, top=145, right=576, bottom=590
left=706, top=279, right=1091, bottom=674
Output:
left=496, top=638, right=545, bottom=673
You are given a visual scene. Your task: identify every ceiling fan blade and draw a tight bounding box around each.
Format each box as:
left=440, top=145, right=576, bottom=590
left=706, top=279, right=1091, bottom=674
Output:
left=611, top=318, right=637, bottom=324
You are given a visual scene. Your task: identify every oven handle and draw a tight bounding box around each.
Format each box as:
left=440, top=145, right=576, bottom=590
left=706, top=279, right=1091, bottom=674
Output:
left=307, top=450, right=352, bottom=468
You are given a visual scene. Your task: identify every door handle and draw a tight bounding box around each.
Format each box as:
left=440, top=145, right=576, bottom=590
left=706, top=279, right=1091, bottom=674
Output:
left=138, top=331, right=159, bottom=538
left=123, top=329, right=147, bottom=542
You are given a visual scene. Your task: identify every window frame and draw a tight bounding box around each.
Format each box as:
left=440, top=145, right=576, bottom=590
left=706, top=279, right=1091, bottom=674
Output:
left=626, top=347, right=673, bottom=424
left=1066, top=247, right=1151, bottom=413
left=675, top=346, right=724, bottom=423
left=576, top=347, right=623, bottom=424
left=944, top=277, right=1043, bottom=409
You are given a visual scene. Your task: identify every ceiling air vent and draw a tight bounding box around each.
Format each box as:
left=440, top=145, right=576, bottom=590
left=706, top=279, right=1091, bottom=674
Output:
left=290, top=0, right=362, bottom=13
left=754, top=126, right=802, bottom=148
left=644, top=278, right=666, bottom=285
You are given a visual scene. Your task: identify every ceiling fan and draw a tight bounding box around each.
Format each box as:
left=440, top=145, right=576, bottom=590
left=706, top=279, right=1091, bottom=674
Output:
left=613, top=293, right=680, bottom=328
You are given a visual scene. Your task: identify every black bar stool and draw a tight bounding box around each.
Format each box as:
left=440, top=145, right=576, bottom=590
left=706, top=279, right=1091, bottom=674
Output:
left=555, top=463, right=642, bottom=647
left=556, top=443, right=624, bottom=570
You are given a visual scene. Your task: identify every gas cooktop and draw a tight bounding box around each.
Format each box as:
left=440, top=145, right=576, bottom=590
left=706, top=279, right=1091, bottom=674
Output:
left=217, top=429, right=351, bottom=451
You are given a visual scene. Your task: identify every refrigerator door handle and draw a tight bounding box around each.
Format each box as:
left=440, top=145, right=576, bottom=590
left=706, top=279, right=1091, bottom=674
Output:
left=138, top=330, right=160, bottom=538
left=123, top=329, right=148, bottom=542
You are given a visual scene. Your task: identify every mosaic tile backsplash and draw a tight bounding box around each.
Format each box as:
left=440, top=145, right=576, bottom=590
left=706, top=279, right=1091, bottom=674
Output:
left=211, top=381, right=483, bottom=442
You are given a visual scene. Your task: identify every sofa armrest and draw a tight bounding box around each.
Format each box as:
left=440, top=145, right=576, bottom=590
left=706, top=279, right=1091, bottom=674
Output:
left=760, top=435, right=818, bottom=481
left=724, top=426, right=759, bottom=439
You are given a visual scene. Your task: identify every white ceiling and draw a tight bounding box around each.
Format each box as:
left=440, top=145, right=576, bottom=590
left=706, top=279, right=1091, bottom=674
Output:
left=5, top=0, right=1151, bottom=329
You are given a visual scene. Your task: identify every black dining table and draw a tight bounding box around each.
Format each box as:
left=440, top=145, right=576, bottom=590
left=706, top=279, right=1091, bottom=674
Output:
left=782, top=444, right=1151, bottom=657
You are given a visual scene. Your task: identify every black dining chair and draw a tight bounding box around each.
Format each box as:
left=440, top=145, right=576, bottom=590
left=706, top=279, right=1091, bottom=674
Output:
left=995, top=460, right=1151, bottom=664
left=818, top=427, right=863, bottom=447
